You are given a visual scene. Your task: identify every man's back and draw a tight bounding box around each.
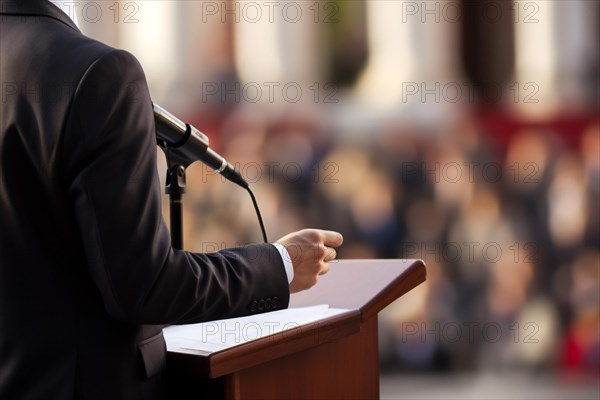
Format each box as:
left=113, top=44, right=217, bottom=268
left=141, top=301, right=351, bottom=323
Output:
left=0, top=2, right=181, bottom=398
left=0, top=2, right=292, bottom=398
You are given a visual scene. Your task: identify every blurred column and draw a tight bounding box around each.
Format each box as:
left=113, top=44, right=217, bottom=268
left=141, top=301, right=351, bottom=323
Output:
left=355, top=0, right=416, bottom=109
left=233, top=1, right=325, bottom=104
left=514, top=0, right=599, bottom=117
left=277, top=1, right=324, bottom=84
left=355, top=0, right=463, bottom=116
left=513, top=0, right=558, bottom=119
left=415, top=2, right=462, bottom=83
left=168, top=2, right=236, bottom=110
left=117, top=1, right=180, bottom=102
left=554, top=0, right=599, bottom=111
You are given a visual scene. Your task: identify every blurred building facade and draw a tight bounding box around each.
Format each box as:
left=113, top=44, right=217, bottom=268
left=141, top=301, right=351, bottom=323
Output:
left=75, top=0, right=599, bottom=385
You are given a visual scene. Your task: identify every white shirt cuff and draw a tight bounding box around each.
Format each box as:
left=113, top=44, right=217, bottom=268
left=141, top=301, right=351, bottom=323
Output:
left=271, top=243, right=294, bottom=284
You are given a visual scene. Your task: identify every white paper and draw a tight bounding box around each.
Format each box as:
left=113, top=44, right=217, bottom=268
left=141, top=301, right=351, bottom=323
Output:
left=164, top=305, right=349, bottom=354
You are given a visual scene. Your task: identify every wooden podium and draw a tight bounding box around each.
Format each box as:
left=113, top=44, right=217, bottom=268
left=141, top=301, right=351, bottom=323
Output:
left=165, top=259, right=426, bottom=399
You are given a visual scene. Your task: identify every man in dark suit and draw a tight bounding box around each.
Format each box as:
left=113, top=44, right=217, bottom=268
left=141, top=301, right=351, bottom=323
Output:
left=0, top=1, right=343, bottom=399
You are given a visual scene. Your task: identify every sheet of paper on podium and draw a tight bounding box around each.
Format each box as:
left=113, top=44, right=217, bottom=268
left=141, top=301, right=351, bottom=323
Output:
left=163, top=305, right=349, bottom=354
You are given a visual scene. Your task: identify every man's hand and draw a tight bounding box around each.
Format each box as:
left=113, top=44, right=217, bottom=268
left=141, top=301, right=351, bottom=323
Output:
left=276, top=229, right=343, bottom=293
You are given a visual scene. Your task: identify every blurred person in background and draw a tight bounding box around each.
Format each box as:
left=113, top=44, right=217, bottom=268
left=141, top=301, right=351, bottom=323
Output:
left=0, top=1, right=343, bottom=399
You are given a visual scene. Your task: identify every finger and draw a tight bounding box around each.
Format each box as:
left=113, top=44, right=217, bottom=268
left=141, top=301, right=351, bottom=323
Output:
left=323, top=247, right=337, bottom=262
left=321, top=230, right=343, bottom=248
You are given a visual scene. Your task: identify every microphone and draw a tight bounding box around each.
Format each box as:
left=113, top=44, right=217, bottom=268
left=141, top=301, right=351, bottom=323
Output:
left=153, top=103, right=248, bottom=189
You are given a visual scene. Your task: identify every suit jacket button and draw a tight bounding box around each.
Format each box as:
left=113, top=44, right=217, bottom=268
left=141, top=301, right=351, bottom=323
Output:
left=249, top=301, right=258, bottom=312
left=258, top=299, right=265, bottom=311
left=265, top=298, right=272, bottom=310
left=272, top=297, right=279, bottom=309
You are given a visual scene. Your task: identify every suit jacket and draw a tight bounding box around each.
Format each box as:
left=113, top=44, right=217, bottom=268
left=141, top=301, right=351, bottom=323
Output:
left=0, top=1, right=289, bottom=399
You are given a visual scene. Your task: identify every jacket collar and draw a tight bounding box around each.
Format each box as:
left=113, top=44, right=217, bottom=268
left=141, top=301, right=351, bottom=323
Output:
left=0, top=0, right=80, bottom=32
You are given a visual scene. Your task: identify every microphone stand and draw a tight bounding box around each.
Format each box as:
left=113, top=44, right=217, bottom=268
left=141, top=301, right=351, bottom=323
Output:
left=158, top=134, right=191, bottom=250
left=165, top=162, right=186, bottom=250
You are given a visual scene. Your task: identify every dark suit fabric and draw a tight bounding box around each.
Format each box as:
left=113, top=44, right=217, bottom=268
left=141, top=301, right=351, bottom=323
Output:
left=0, top=1, right=289, bottom=399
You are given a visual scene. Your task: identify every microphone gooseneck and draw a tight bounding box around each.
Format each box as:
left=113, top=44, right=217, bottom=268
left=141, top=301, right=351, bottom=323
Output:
left=153, top=103, right=268, bottom=243
left=153, top=103, right=248, bottom=189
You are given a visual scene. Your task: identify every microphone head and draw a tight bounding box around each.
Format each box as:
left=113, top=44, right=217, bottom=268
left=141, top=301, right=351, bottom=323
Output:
left=153, top=103, right=209, bottom=146
left=152, top=103, right=249, bottom=189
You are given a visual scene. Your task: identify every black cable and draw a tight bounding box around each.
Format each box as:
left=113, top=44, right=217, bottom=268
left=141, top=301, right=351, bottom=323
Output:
left=247, top=187, right=268, bottom=243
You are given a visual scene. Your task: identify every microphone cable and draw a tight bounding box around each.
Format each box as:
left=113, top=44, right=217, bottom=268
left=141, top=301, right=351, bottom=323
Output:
left=246, top=186, right=268, bottom=244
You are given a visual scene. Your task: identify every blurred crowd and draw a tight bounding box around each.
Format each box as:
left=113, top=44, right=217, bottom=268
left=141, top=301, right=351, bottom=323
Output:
left=157, top=100, right=599, bottom=377
left=119, top=0, right=600, bottom=382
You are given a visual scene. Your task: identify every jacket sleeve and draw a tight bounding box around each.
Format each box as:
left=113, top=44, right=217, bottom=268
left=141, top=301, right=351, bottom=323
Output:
left=61, top=49, right=289, bottom=325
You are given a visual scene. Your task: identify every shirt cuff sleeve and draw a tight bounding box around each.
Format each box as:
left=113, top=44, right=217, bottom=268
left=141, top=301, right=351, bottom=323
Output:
left=271, top=243, right=294, bottom=284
